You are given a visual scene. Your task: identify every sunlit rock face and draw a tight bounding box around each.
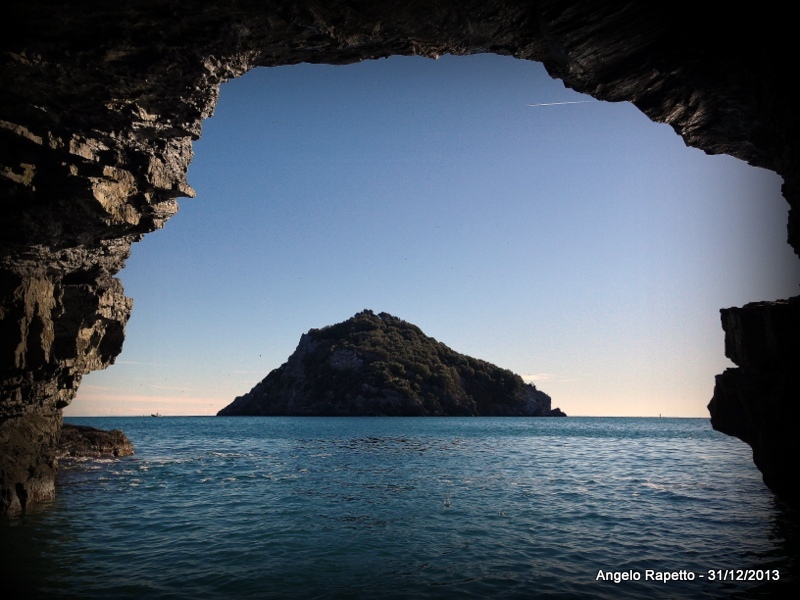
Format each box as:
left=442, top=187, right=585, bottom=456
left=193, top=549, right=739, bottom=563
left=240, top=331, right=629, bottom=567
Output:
left=1, top=1, right=797, bottom=513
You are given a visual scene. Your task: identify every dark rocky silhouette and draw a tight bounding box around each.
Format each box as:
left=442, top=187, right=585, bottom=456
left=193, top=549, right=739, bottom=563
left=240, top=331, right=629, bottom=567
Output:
left=219, top=311, right=564, bottom=417
left=708, top=298, right=800, bottom=505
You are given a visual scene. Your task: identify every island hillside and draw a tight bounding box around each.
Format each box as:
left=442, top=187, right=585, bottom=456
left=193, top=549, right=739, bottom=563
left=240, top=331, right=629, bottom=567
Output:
left=218, top=310, right=565, bottom=417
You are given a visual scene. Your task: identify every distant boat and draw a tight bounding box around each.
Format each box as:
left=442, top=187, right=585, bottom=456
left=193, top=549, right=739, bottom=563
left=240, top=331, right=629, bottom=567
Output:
left=150, top=413, right=161, bottom=417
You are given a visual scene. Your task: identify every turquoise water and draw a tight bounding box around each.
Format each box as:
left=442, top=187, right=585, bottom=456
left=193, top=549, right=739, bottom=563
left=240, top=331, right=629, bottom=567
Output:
left=2, top=417, right=797, bottom=598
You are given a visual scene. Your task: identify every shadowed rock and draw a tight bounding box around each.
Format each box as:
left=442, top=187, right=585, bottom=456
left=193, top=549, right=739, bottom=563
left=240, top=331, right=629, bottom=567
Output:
left=58, top=424, right=134, bottom=459
left=708, top=298, right=800, bottom=506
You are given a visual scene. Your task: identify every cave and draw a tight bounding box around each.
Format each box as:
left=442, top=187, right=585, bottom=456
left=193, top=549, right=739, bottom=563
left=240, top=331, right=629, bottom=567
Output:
left=1, top=1, right=798, bottom=516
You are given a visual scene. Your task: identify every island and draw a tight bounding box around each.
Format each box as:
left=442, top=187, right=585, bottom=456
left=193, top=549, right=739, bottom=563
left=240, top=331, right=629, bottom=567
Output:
left=218, top=310, right=566, bottom=417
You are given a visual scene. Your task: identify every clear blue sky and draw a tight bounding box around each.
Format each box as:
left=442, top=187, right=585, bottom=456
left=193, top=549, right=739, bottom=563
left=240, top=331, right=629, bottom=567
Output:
left=67, top=54, right=800, bottom=417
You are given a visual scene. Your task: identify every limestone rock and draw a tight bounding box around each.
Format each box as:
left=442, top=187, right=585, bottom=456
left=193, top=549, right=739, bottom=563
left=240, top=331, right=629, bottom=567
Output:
left=0, top=412, right=60, bottom=515
left=219, top=311, right=564, bottom=417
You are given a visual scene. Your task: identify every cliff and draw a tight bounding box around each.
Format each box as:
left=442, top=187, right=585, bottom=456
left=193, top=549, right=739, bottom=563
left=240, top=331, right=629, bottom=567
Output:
left=708, top=298, right=800, bottom=505
left=219, top=311, right=564, bottom=417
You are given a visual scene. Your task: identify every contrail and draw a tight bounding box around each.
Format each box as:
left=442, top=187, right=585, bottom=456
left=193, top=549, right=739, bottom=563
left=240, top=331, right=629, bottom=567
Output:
left=527, top=100, right=596, bottom=107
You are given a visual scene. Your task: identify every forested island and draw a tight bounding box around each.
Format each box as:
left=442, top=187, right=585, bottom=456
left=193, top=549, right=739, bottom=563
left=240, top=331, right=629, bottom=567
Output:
left=218, top=310, right=566, bottom=417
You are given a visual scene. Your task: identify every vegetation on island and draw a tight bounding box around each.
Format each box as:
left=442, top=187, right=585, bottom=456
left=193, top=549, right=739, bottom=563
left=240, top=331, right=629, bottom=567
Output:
left=218, top=310, right=565, bottom=417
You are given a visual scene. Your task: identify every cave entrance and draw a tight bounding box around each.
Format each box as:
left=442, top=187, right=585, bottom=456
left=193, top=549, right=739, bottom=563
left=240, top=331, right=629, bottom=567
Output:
left=68, top=54, right=799, bottom=418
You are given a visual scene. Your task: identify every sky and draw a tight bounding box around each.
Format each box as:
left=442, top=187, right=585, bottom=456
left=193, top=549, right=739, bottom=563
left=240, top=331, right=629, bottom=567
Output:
left=66, top=53, right=800, bottom=418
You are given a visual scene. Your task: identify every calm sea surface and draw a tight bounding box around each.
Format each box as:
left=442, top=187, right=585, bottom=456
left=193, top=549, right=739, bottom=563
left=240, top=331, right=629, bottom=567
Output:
left=3, top=417, right=798, bottom=599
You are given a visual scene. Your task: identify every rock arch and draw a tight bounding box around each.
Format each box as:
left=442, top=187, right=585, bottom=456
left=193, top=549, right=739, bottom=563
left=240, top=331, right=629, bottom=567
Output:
left=1, top=1, right=798, bottom=514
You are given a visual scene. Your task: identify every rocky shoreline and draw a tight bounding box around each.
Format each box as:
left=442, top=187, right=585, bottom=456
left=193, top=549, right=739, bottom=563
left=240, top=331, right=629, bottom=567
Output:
left=58, top=424, right=134, bottom=460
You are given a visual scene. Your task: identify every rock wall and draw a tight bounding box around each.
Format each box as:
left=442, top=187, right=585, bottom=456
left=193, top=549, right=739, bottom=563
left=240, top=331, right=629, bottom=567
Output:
left=2, top=1, right=798, bottom=513
left=708, top=298, right=800, bottom=504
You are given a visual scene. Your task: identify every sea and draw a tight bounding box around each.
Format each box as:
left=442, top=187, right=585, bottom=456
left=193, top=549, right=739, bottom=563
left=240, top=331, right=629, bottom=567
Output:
left=2, top=416, right=798, bottom=599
